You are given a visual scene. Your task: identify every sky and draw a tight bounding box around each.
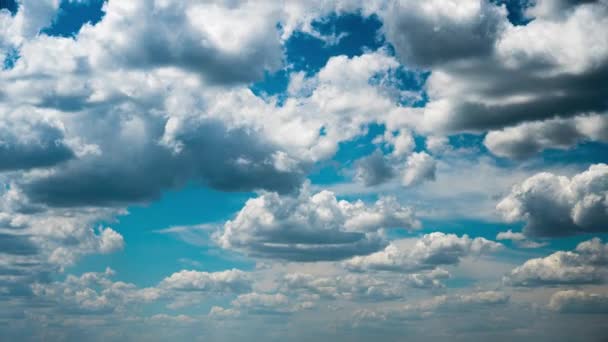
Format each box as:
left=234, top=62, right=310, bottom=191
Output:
left=0, top=0, right=607, bottom=341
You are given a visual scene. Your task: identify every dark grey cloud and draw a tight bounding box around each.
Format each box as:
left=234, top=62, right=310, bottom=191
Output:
left=549, top=290, right=608, bottom=314
left=0, top=121, right=74, bottom=172
left=0, top=233, right=37, bottom=255
left=354, top=150, right=394, bottom=186
left=383, top=0, right=506, bottom=68
left=443, top=64, right=608, bottom=131
left=22, top=119, right=305, bottom=207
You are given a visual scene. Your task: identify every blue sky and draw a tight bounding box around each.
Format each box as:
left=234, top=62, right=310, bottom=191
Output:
left=1, top=0, right=608, bottom=341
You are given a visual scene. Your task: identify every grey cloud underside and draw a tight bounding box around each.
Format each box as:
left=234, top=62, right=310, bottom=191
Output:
left=0, top=123, right=74, bottom=171
left=484, top=114, right=608, bottom=159
left=237, top=236, right=386, bottom=262
left=22, top=120, right=304, bottom=207
left=383, top=1, right=505, bottom=69
left=354, top=150, right=394, bottom=186
left=446, top=64, right=608, bottom=131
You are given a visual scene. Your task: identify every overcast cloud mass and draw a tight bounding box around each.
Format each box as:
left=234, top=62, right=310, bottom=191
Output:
left=0, top=0, right=607, bottom=341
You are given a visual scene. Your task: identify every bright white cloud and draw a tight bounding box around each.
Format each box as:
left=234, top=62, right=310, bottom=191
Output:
left=345, top=232, right=502, bottom=272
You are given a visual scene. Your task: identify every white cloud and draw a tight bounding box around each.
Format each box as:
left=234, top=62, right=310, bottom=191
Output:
left=497, top=164, right=608, bottom=236
left=401, top=152, right=437, bottom=186
left=216, top=185, right=419, bottom=261
left=484, top=113, right=608, bottom=159
left=504, top=238, right=608, bottom=286
left=378, top=0, right=608, bottom=150
left=345, top=232, right=502, bottom=272
left=160, top=269, right=251, bottom=293
left=496, top=229, right=547, bottom=249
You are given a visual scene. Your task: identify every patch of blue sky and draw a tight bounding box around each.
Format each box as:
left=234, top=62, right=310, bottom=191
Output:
left=492, top=0, right=534, bottom=26
left=67, top=186, right=255, bottom=286
left=539, top=142, right=608, bottom=167
left=41, top=0, right=105, bottom=37
left=2, top=47, right=19, bottom=70
left=252, top=12, right=386, bottom=100
left=0, top=0, right=17, bottom=15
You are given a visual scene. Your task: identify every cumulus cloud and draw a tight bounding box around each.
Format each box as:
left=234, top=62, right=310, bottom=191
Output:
left=354, top=150, right=395, bottom=186
left=216, top=186, right=420, bottom=261
left=282, top=269, right=448, bottom=301
left=378, top=0, right=608, bottom=147
left=497, top=164, right=608, bottom=236
left=504, top=238, right=608, bottom=286
left=159, top=269, right=251, bottom=293
left=549, top=290, right=608, bottom=314
left=344, top=232, right=502, bottom=272
left=31, top=268, right=161, bottom=315
left=354, top=131, right=438, bottom=188
left=484, top=113, right=608, bottom=159
left=0, top=108, right=74, bottom=171
left=496, top=229, right=547, bottom=248
left=401, top=152, right=437, bottom=186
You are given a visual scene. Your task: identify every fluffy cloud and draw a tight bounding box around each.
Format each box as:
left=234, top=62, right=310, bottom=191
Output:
left=76, top=0, right=284, bottom=85
left=497, top=164, right=608, bottom=236
left=159, top=269, right=251, bottom=293
left=216, top=186, right=420, bottom=261
left=549, top=290, right=608, bottom=314
left=504, top=238, right=608, bottom=286
left=401, top=152, right=437, bottom=186
left=496, top=229, right=547, bottom=248
left=378, top=0, right=608, bottom=153
left=282, top=269, right=448, bottom=301
left=31, top=268, right=161, bottom=315
left=354, top=150, right=395, bottom=186
left=345, top=232, right=502, bottom=272
left=354, top=132, right=437, bottom=188
left=484, top=113, right=608, bottom=159
left=0, top=107, right=74, bottom=171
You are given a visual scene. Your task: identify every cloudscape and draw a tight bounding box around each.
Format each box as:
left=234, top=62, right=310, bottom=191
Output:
left=0, top=0, right=607, bottom=341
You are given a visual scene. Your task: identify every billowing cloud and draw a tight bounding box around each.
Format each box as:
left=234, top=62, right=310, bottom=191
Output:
left=484, top=113, right=608, bottom=159
left=0, top=108, right=74, bottom=171
left=497, top=164, right=608, bottom=236
left=354, top=150, right=395, bottom=186
left=216, top=186, right=420, bottom=261
left=31, top=268, right=161, bottom=315
left=504, top=238, right=608, bottom=286
left=345, top=232, right=502, bottom=272
left=401, top=152, right=437, bottom=186
left=378, top=0, right=608, bottom=151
